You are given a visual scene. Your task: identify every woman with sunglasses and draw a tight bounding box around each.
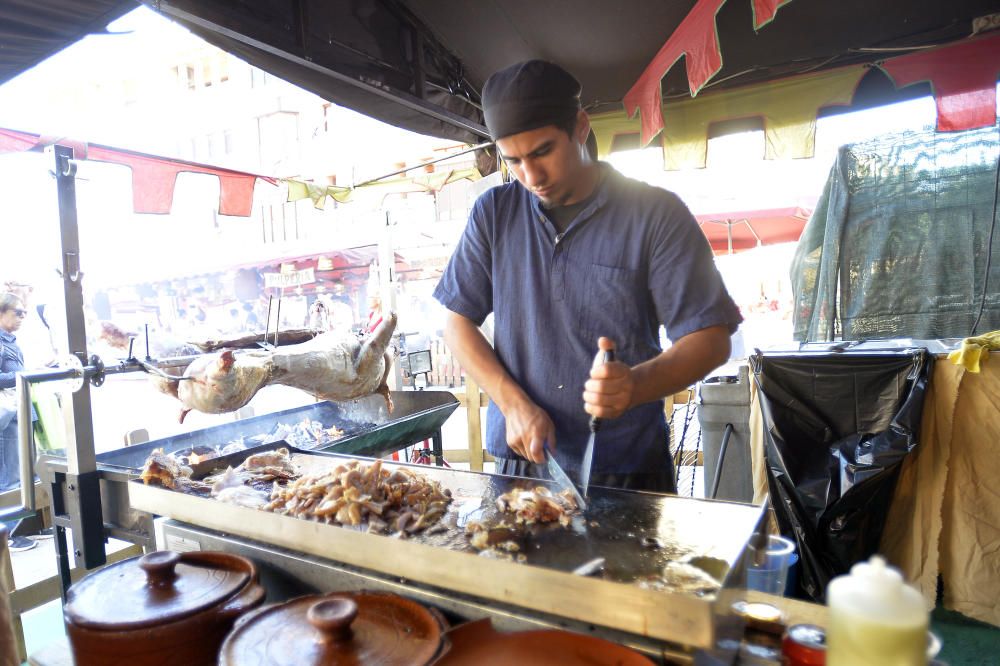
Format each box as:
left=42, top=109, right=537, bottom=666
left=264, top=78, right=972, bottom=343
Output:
left=0, top=293, right=37, bottom=551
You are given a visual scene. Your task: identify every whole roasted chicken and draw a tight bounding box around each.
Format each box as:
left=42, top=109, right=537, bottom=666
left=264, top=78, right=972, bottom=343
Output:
left=166, top=312, right=397, bottom=422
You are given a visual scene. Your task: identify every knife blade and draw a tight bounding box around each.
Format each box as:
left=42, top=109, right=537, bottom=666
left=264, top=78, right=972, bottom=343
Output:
left=581, top=346, right=615, bottom=497
left=543, top=443, right=587, bottom=511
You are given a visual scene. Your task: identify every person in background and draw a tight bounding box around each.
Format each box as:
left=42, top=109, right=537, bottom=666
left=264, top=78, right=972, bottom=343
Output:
left=243, top=302, right=261, bottom=331
left=227, top=307, right=243, bottom=334
left=434, top=60, right=741, bottom=492
left=4, top=281, right=56, bottom=368
left=308, top=297, right=333, bottom=332
left=327, top=295, right=356, bottom=334
left=0, top=293, right=39, bottom=551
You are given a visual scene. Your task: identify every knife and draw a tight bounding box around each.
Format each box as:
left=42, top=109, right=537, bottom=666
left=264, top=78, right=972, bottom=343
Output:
left=542, top=443, right=587, bottom=511
left=580, top=346, right=615, bottom=497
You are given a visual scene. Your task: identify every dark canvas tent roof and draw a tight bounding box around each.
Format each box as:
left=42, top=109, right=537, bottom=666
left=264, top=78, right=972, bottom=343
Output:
left=0, top=0, right=134, bottom=85
left=3, top=1, right=999, bottom=143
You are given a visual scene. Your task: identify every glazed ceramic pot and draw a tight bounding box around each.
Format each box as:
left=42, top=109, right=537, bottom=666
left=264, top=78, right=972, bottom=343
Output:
left=64, top=550, right=265, bottom=666
left=434, top=618, right=656, bottom=666
left=220, top=591, right=447, bottom=665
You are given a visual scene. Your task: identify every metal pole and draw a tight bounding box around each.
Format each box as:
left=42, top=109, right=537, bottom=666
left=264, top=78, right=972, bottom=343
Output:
left=379, top=211, right=401, bottom=392
left=15, top=375, right=35, bottom=513
left=49, top=144, right=106, bottom=570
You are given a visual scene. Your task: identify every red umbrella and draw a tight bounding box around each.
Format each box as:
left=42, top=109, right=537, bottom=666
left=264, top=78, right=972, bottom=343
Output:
left=695, top=206, right=811, bottom=254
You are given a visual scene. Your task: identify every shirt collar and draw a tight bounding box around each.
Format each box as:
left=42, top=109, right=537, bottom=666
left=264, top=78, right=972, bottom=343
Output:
left=530, top=161, right=618, bottom=226
left=0, top=329, right=14, bottom=344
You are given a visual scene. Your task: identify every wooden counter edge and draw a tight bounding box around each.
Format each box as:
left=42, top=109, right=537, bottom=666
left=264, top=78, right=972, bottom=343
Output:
left=742, top=590, right=828, bottom=629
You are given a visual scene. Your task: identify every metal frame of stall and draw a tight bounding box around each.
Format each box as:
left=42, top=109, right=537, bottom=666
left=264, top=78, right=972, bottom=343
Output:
left=0, top=146, right=168, bottom=594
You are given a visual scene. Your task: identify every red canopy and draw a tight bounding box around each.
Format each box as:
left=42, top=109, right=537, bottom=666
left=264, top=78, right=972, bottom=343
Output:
left=0, top=127, right=276, bottom=216
left=695, top=206, right=810, bottom=254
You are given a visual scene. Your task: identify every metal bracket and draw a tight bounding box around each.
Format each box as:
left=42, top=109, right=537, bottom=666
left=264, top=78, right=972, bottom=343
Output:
left=58, top=470, right=106, bottom=571
left=88, top=355, right=106, bottom=387
left=63, top=252, right=82, bottom=283
left=60, top=156, right=77, bottom=178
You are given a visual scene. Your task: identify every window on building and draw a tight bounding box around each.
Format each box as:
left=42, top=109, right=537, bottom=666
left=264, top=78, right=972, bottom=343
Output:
left=216, top=54, right=230, bottom=84
left=322, top=104, right=333, bottom=133
left=209, top=132, right=225, bottom=159
left=251, top=68, right=269, bottom=88
left=194, top=135, right=209, bottom=160
left=258, top=112, right=300, bottom=171
left=202, top=59, right=213, bottom=88
left=173, top=65, right=195, bottom=91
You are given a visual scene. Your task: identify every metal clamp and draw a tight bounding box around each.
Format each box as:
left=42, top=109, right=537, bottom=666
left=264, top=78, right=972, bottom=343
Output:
left=88, top=355, right=106, bottom=387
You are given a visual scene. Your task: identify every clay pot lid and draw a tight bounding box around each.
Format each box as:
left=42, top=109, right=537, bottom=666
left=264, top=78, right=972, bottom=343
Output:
left=220, top=592, right=445, bottom=666
left=436, top=618, right=655, bottom=666
left=64, top=550, right=249, bottom=631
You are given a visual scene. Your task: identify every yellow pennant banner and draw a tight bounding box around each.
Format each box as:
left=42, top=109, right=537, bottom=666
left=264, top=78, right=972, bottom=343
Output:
left=284, top=167, right=481, bottom=210
left=593, top=65, right=866, bottom=170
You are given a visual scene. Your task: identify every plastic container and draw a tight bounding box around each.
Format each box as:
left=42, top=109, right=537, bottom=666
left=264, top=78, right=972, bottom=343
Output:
left=826, top=556, right=928, bottom=666
left=746, top=535, right=796, bottom=595
left=698, top=365, right=753, bottom=502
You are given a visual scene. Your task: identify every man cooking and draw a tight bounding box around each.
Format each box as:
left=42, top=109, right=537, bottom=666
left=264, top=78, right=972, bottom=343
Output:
left=433, top=60, right=741, bottom=492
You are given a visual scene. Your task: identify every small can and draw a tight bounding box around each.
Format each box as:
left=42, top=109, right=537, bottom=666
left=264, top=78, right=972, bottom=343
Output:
left=782, top=624, right=826, bottom=665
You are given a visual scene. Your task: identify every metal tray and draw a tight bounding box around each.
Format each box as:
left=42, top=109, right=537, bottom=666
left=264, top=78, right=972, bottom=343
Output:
left=46, top=390, right=459, bottom=474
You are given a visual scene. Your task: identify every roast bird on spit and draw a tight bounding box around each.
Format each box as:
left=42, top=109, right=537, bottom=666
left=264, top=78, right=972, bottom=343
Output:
left=157, top=313, right=398, bottom=422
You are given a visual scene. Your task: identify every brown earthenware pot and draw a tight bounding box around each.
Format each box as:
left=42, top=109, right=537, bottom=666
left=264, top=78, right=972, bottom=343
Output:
left=64, top=550, right=265, bottom=666
left=219, top=591, right=448, bottom=665
left=435, top=618, right=656, bottom=666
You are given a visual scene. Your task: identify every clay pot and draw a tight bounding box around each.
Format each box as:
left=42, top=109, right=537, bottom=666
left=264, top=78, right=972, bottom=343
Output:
left=435, top=618, right=656, bottom=666
left=220, top=591, right=447, bottom=665
left=64, top=550, right=265, bottom=666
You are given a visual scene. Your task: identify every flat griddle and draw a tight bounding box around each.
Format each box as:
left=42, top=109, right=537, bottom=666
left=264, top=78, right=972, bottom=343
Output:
left=130, top=445, right=765, bottom=647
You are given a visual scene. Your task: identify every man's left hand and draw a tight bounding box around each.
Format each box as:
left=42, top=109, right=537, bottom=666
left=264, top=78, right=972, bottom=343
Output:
left=582, top=337, right=633, bottom=419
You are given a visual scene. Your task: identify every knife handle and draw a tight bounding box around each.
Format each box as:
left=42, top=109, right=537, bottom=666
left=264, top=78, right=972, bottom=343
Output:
left=589, top=348, right=616, bottom=433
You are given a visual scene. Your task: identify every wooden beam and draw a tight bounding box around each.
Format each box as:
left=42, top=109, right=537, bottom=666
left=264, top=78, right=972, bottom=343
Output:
left=465, top=377, right=485, bottom=472
left=442, top=450, right=495, bottom=464
left=0, top=526, right=22, bottom=663
left=0, top=483, right=50, bottom=511
left=455, top=391, right=489, bottom=408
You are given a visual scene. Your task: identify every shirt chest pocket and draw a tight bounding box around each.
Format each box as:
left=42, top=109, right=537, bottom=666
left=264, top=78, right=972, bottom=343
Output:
left=569, top=263, right=646, bottom=346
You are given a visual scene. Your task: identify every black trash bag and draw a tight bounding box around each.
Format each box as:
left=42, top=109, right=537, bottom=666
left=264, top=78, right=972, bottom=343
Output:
left=750, top=349, right=932, bottom=601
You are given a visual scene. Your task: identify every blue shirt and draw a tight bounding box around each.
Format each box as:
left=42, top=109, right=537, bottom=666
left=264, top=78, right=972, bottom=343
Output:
left=433, top=164, right=741, bottom=474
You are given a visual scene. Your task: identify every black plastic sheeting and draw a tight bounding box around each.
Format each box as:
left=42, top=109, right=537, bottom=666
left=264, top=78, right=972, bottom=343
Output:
left=750, top=349, right=933, bottom=601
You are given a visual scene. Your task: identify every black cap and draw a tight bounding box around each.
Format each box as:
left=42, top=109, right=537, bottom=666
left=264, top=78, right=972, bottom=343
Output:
left=481, top=60, right=582, bottom=141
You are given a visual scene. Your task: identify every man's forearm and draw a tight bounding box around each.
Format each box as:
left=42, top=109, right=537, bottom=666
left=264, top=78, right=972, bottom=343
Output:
left=628, top=325, right=732, bottom=408
left=442, top=312, right=529, bottom=414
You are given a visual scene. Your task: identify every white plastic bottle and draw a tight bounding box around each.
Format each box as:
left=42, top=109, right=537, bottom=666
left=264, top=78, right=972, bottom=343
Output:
left=826, top=555, right=928, bottom=666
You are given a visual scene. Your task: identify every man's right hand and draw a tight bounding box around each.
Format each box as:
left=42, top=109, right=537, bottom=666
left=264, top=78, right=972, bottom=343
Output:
left=503, top=398, right=555, bottom=465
